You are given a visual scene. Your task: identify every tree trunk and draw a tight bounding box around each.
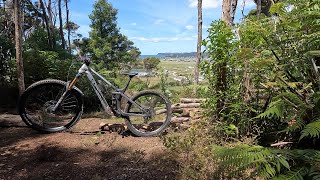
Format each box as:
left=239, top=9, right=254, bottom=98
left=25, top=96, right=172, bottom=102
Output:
left=254, top=0, right=275, bottom=16
left=230, top=0, right=238, bottom=23
left=47, top=0, right=52, bottom=25
left=58, top=0, right=65, bottom=49
left=65, top=0, right=71, bottom=53
left=216, top=0, right=235, bottom=118
left=194, top=0, right=202, bottom=85
left=222, top=0, right=232, bottom=26
left=39, top=0, right=53, bottom=49
left=46, top=0, right=56, bottom=49
left=14, top=0, right=25, bottom=95
left=257, top=0, right=262, bottom=18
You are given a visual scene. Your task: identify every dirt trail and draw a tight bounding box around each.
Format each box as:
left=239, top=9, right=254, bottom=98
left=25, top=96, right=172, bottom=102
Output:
left=0, top=114, right=178, bottom=180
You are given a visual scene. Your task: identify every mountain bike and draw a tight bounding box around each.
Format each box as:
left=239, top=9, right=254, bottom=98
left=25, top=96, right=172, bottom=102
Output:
left=18, top=57, right=172, bottom=137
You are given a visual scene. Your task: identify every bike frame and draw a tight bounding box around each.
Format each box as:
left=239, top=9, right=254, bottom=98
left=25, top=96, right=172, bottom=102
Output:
left=54, top=63, right=148, bottom=117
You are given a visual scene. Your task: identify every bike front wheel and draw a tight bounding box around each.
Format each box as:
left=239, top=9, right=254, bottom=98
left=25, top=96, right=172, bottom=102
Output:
left=125, top=90, right=171, bottom=137
left=18, top=79, right=83, bottom=132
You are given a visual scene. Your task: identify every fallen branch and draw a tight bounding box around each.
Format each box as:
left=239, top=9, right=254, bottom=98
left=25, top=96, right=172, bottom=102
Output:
left=270, top=141, right=293, bottom=147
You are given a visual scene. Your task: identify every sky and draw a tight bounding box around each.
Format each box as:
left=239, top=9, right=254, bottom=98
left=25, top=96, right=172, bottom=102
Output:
left=69, top=0, right=256, bottom=55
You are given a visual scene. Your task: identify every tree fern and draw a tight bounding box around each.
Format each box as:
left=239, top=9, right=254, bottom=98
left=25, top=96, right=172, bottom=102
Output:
left=300, top=120, right=320, bottom=140
left=257, top=99, right=285, bottom=119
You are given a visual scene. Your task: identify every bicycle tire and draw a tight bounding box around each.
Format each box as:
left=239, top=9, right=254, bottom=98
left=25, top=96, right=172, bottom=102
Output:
left=125, top=90, right=171, bottom=137
left=18, top=79, right=83, bottom=132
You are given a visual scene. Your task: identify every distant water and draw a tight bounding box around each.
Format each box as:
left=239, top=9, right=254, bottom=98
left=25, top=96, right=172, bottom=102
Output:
left=139, top=54, right=166, bottom=59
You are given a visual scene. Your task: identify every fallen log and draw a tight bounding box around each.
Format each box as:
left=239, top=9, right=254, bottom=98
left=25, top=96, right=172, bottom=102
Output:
left=156, top=108, right=183, bottom=115
left=181, top=108, right=202, bottom=117
left=171, top=117, right=190, bottom=124
left=173, top=108, right=184, bottom=113
left=180, top=98, right=206, bottom=103
left=178, top=123, right=191, bottom=130
left=156, top=109, right=167, bottom=115
left=172, top=103, right=201, bottom=109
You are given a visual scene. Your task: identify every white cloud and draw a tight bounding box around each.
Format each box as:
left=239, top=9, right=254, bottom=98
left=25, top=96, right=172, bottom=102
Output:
left=188, top=0, right=220, bottom=9
left=131, top=36, right=195, bottom=43
left=130, top=22, right=137, bottom=26
left=185, top=25, right=194, bottom=30
left=243, top=0, right=256, bottom=8
left=154, top=19, right=165, bottom=25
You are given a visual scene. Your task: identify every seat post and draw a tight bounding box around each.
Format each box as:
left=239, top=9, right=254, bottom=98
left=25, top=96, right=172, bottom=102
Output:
left=121, top=72, right=138, bottom=92
left=123, top=76, right=133, bottom=92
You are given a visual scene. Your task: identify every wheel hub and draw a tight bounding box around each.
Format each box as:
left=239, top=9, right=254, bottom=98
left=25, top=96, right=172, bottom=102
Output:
left=43, top=100, right=57, bottom=113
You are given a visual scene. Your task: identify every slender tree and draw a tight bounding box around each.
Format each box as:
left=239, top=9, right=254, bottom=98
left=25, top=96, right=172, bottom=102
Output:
left=215, top=0, right=238, bottom=116
left=194, top=0, right=202, bottom=85
left=47, top=0, right=56, bottom=48
left=230, top=0, right=238, bottom=23
left=257, top=0, right=262, bottom=17
left=65, top=0, right=71, bottom=53
left=39, top=0, right=53, bottom=49
left=13, top=0, right=25, bottom=95
left=222, top=0, right=232, bottom=26
left=58, top=0, right=65, bottom=49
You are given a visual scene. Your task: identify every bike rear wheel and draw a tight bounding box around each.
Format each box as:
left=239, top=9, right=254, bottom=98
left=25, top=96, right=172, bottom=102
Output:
left=125, top=90, right=171, bottom=137
left=18, top=79, right=83, bottom=132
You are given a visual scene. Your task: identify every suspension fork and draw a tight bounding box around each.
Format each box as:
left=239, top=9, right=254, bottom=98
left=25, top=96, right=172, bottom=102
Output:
left=52, top=75, right=80, bottom=112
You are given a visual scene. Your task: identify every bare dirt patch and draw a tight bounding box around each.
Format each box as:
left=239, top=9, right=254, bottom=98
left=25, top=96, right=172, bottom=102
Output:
left=0, top=114, right=178, bottom=180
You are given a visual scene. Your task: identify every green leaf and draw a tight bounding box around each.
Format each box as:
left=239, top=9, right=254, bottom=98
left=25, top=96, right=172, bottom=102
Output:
left=300, top=120, right=320, bottom=140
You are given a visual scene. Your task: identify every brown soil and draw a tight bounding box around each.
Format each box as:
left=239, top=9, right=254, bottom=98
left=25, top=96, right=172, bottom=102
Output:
left=0, top=114, right=179, bottom=180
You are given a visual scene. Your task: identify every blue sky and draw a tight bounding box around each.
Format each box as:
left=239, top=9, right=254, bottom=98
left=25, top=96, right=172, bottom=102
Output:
left=69, top=0, right=256, bottom=55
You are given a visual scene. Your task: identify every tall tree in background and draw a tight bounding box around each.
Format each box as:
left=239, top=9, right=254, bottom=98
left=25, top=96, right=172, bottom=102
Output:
left=256, top=0, right=262, bottom=17
left=230, top=0, right=238, bottom=23
left=215, top=0, right=238, bottom=116
left=13, top=0, right=25, bottom=94
left=253, top=0, right=274, bottom=16
left=222, top=0, right=232, bottom=25
left=58, top=0, right=65, bottom=49
left=39, top=0, right=53, bottom=49
left=222, top=0, right=238, bottom=25
left=194, top=0, right=202, bottom=85
left=89, top=0, right=137, bottom=69
left=65, top=0, right=71, bottom=53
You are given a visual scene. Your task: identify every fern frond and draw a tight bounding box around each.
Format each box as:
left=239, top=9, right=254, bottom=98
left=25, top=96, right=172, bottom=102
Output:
left=272, top=167, right=308, bottom=180
left=274, top=92, right=309, bottom=110
left=213, top=145, right=290, bottom=179
left=212, top=145, right=320, bottom=179
left=257, top=99, right=285, bottom=119
left=300, top=120, right=320, bottom=140
left=308, top=168, right=320, bottom=180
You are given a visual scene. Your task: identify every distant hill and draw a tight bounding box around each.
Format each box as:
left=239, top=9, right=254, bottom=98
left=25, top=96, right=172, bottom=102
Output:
left=140, top=52, right=198, bottom=59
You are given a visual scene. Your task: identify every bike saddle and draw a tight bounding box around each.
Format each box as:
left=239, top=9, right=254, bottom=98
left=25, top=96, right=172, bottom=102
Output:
left=122, top=72, right=138, bottom=78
